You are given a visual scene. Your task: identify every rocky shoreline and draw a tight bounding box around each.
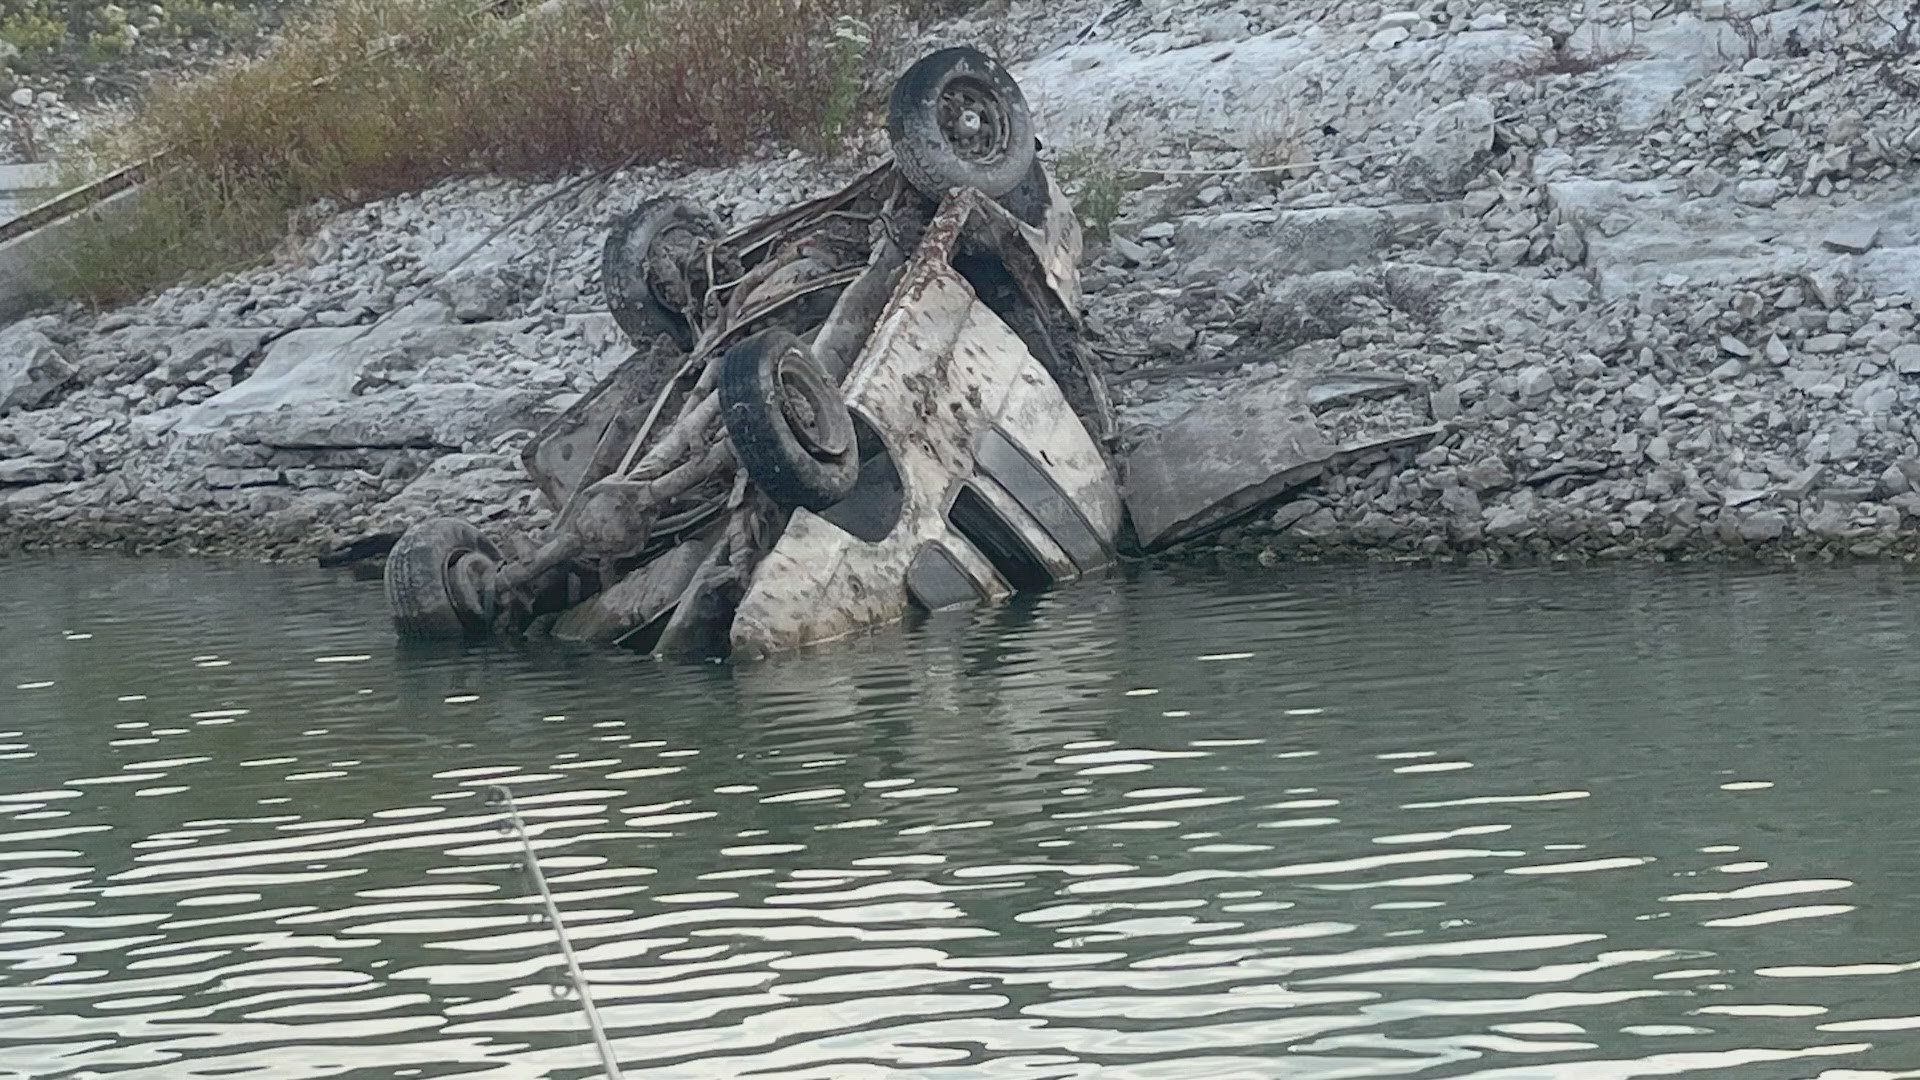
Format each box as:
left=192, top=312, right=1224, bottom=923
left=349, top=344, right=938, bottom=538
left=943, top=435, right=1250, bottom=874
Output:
left=5, top=0, right=1920, bottom=573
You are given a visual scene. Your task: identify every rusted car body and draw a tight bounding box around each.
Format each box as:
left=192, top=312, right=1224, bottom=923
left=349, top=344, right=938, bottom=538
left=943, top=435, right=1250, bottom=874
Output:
left=382, top=48, right=1122, bottom=658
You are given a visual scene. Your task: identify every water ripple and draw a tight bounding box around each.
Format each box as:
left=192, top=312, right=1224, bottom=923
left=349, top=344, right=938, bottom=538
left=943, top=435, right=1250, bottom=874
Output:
left=1, top=557, right=1918, bottom=1077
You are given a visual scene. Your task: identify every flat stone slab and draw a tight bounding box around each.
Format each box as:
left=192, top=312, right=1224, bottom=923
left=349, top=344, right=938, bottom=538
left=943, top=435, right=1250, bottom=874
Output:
left=1017, top=25, right=1538, bottom=159
left=1823, top=220, right=1881, bottom=254
left=157, top=301, right=509, bottom=438
left=1174, top=207, right=1392, bottom=284
left=1123, top=375, right=1335, bottom=551
left=1549, top=178, right=1920, bottom=298
left=231, top=383, right=541, bottom=451
left=150, top=325, right=370, bottom=437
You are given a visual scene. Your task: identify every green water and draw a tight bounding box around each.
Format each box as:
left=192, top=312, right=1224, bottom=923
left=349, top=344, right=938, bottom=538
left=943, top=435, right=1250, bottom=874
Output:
left=2, top=556, right=1917, bottom=1078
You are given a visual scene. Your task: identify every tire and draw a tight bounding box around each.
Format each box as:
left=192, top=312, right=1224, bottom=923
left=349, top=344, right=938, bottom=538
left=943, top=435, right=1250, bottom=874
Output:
left=602, top=197, right=719, bottom=352
left=887, top=47, right=1037, bottom=200
left=719, top=328, right=859, bottom=511
left=384, top=518, right=504, bottom=642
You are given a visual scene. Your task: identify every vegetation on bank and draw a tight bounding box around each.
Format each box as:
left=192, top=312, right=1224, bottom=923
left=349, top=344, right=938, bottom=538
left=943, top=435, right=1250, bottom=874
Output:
left=40, top=0, right=975, bottom=307
left=1, top=0, right=305, bottom=86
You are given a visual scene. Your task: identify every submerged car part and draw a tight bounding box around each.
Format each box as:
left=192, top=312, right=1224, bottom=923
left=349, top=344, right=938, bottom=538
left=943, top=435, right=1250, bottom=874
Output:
left=730, top=193, right=1122, bottom=658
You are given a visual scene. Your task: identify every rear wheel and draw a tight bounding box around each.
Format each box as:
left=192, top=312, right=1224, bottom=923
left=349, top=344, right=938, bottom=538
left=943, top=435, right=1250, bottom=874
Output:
left=887, top=47, right=1037, bottom=200
left=385, top=518, right=503, bottom=642
left=719, top=328, right=859, bottom=511
left=602, top=197, right=720, bottom=351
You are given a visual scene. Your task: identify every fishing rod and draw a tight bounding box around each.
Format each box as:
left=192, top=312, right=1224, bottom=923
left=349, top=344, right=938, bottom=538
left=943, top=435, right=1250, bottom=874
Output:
left=487, top=784, right=626, bottom=1080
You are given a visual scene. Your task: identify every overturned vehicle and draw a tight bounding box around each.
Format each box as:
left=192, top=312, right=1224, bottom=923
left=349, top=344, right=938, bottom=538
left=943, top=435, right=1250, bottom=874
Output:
left=383, top=48, right=1123, bottom=659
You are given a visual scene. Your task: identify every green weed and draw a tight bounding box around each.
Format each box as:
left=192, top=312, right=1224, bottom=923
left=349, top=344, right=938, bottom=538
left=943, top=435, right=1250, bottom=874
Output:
left=1054, top=148, right=1125, bottom=240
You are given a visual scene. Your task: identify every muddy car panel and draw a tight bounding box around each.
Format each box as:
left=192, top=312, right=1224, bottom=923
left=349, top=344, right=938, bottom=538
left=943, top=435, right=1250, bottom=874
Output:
left=979, top=359, right=1121, bottom=552
left=1028, top=173, right=1085, bottom=319
left=727, top=197, right=1119, bottom=658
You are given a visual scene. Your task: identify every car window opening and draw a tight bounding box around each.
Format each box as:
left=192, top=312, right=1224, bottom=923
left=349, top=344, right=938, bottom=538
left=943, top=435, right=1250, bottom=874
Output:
left=949, top=484, right=1054, bottom=592
left=816, top=415, right=906, bottom=543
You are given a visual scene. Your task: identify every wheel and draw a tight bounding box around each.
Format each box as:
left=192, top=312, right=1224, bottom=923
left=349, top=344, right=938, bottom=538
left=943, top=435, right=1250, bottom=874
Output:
left=887, top=47, right=1037, bottom=200
left=384, top=518, right=504, bottom=642
left=719, top=328, right=859, bottom=511
left=602, top=196, right=720, bottom=351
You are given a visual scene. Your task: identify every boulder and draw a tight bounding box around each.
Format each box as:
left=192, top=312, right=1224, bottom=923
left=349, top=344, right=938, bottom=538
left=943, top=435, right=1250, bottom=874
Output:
left=0, top=322, right=74, bottom=415
left=1393, top=96, right=1496, bottom=199
left=1123, top=374, right=1335, bottom=551
left=438, top=255, right=539, bottom=322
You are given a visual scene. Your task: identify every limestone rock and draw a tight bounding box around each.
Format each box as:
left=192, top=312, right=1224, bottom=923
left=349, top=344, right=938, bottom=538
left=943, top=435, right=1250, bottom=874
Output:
left=1517, top=366, right=1555, bottom=400
left=0, top=459, right=68, bottom=485
left=0, top=324, right=75, bottom=416
left=1738, top=509, right=1788, bottom=542
left=438, top=258, right=537, bottom=323
left=1822, top=221, right=1881, bottom=255
left=1394, top=96, right=1496, bottom=200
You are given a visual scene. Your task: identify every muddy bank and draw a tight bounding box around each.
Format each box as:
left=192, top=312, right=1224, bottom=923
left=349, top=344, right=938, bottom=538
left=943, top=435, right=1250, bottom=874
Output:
left=5, top=0, right=1920, bottom=567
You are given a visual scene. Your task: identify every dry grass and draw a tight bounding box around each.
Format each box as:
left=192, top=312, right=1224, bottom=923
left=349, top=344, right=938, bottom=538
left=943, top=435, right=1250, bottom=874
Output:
left=39, top=172, right=290, bottom=306
left=1244, top=98, right=1304, bottom=170
left=43, top=0, right=979, bottom=307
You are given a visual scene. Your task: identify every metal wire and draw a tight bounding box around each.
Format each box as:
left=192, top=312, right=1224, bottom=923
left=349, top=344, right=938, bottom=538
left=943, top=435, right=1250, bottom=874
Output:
left=487, top=784, right=626, bottom=1079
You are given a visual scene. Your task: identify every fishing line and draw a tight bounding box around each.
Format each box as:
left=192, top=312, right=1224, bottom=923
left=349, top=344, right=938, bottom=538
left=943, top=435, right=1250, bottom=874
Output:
left=487, top=783, right=626, bottom=1080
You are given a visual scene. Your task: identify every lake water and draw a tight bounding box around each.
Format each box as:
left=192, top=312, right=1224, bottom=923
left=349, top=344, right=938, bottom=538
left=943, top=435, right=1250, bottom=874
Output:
left=2, top=555, right=1918, bottom=1079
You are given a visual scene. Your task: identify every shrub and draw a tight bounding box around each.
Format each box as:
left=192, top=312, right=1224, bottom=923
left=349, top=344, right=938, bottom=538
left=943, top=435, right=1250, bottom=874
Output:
left=1054, top=148, right=1125, bottom=240
left=0, top=8, right=64, bottom=53
left=38, top=172, right=289, bottom=308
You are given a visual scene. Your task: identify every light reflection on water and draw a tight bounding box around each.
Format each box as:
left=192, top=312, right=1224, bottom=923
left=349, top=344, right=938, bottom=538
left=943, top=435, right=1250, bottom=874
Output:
left=1, top=556, right=1919, bottom=1078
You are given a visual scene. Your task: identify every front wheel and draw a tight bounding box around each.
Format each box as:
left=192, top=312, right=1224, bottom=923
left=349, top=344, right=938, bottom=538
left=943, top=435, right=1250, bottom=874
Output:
left=719, top=329, right=859, bottom=511
left=384, top=518, right=504, bottom=642
left=887, top=47, right=1037, bottom=200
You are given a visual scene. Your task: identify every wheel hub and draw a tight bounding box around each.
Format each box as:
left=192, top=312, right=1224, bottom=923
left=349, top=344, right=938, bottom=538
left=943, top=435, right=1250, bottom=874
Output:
left=777, top=355, right=850, bottom=460
left=938, top=79, right=1008, bottom=165
left=447, top=550, right=499, bottom=627
left=644, top=226, right=703, bottom=312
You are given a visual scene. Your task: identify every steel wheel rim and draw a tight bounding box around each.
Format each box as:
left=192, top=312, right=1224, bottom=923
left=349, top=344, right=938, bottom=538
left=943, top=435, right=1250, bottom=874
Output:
left=640, top=224, right=702, bottom=313
left=938, top=78, right=1011, bottom=166
left=776, top=350, right=848, bottom=460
